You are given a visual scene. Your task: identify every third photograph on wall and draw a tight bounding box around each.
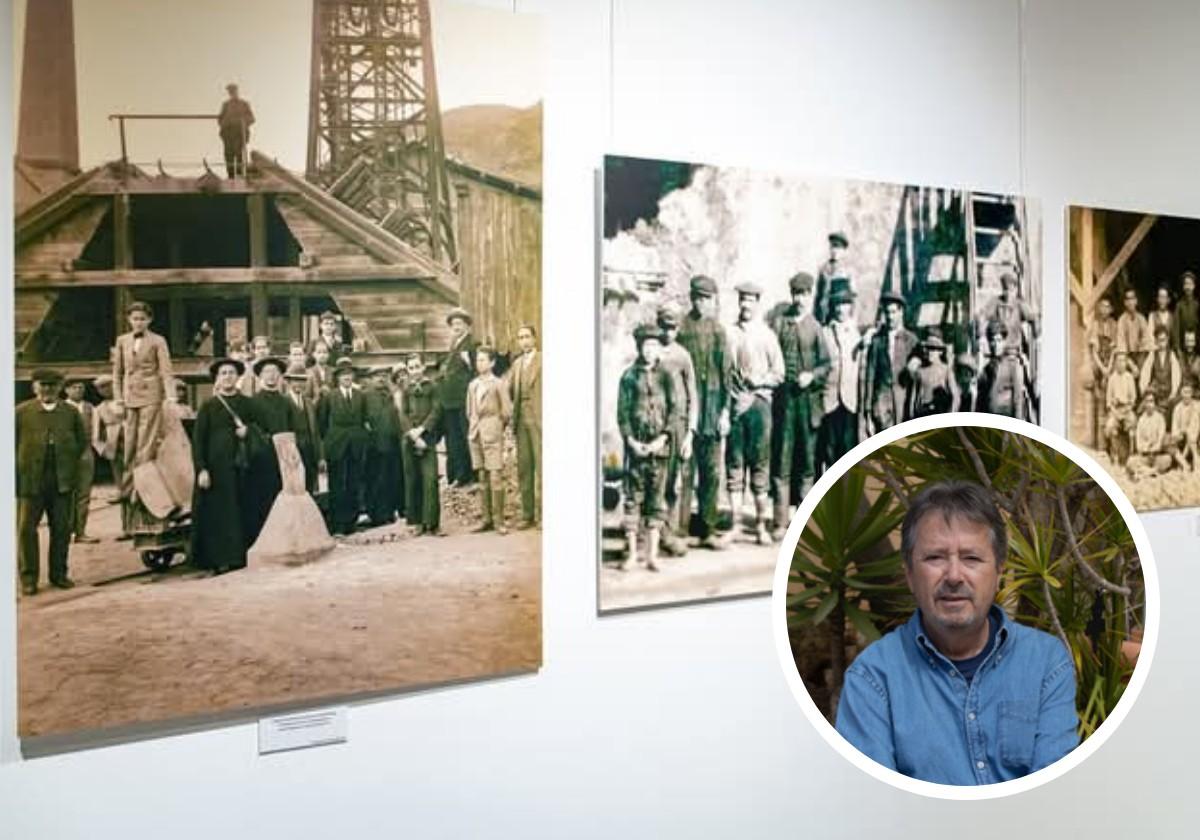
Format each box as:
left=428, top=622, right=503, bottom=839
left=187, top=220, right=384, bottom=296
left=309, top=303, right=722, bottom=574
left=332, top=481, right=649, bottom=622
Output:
left=598, top=154, right=1042, bottom=612
left=1067, top=204, right=1200, bottom=512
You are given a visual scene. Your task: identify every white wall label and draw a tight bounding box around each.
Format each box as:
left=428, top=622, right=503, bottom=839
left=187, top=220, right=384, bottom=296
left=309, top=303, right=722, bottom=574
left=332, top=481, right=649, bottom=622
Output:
left=258, top=707, right=348, bottom=755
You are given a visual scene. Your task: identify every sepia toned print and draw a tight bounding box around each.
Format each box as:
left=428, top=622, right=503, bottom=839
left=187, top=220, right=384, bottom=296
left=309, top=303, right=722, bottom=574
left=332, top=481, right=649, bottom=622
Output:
left=12, top=0, right=542, bottom=741
left=1067, top=204, right=1200, bottom=512
left=599, top=154, right=1041, bottom=612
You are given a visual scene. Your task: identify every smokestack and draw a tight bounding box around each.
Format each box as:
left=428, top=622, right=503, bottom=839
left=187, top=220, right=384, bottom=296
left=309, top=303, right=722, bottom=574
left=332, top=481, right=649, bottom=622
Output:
left=17, top=0, right=80, bottom=172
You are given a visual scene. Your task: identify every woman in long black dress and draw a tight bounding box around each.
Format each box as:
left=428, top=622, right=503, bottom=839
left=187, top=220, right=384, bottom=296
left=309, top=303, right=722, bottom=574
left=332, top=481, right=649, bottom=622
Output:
left=191, top=358, right=258, bottom=574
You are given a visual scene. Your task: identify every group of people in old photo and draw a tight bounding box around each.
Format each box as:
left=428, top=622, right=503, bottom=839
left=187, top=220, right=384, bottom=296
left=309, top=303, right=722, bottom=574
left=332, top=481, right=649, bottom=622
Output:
left=605, top=231, right=1039, bottom=573
left=1085, top=271, right=1200, bottom=477
left=16, top=302, right=542, bottom=596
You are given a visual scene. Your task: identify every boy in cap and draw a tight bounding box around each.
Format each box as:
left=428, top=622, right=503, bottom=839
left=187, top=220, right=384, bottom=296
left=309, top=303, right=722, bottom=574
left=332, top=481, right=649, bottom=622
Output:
left=861, top=289, right=917, bottom=435
left=617, top=323, right=683, bottom=570
left=364, top=366, right=404, bottom=526
left=901, top=330, right=959, bottom=419
left=398, top=353, right=444, bottom=536
left=1127, top=392, right=1172, bottom=478
left=440, top=307, right=478, bottom=487
left=17, top=369, right=88, bottom=594
left=318, top=358, right=369, bottom=535
left=113, top=300, right=174, bottom=517
left=676, top=275, right=731, bottom=550
left=1170, top=380, right=1200, bottom=472
left=655, top=305, right=698, bottom=555
left=770, top=271, right=830, bottom=538
left=820, top=279, right=862, bottom=469
left=1103, top=351, right=1138, bottom=464
left=1087, top=296, right=1119, bottom=445
left=63, top=376, right=99, bottom=543
left=467, top=346, right=513, bottom=534
left=727, top=282, right=784, bottom=545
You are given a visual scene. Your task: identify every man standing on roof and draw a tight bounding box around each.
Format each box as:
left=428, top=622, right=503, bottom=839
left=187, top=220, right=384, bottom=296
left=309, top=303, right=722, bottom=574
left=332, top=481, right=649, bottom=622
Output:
left=218, top=83, right=255, bottom=179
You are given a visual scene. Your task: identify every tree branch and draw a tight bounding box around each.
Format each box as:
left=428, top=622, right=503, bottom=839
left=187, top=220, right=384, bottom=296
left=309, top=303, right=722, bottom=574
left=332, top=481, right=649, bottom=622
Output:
left=956, top=427, right=1014, bottom=513
left=872, top=460, right=911, bottom=508
left=1041, top=577, right=1071, bottom=652
left=1055, top=484, right=1133, bottom=596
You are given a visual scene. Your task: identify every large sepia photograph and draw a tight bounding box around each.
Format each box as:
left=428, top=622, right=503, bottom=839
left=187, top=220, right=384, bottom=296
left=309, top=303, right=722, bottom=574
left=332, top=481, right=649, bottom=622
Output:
left=1067, top=204, right=1200, bottom=512
left=12, top=0, right=542, bottom=743
left=599, top=154, right=1041, bottom=612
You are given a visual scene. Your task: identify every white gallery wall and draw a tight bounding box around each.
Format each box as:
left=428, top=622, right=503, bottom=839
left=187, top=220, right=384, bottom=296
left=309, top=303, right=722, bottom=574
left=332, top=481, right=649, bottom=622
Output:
left=2, top=0, right=1197, bottom=837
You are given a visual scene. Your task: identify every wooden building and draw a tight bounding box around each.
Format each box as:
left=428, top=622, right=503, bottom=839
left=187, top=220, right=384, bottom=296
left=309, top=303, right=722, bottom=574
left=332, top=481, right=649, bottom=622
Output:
left=14, top=153, right=465, bottom=387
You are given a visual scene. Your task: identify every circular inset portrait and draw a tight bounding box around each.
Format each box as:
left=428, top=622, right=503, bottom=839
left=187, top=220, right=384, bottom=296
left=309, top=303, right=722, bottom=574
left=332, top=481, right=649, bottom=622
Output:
left=772, top=415, right=1157, bottom=798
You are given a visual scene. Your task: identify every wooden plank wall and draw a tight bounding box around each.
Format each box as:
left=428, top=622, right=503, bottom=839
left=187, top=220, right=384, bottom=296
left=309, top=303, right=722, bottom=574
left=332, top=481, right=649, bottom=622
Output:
left=450, top=174, right=542, bottom=355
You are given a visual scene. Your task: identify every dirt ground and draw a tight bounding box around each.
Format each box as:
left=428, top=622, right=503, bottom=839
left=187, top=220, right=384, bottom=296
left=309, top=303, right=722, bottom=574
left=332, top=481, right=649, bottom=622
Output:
left=16, top=484, right=541, bottom=740
left=598, top=506, right=777, bottom=612
left=1081, top=445, right=1200, bottom=511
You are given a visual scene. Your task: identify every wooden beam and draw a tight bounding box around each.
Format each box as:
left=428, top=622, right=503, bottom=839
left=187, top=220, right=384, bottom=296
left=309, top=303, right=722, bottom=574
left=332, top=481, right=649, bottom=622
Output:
left=16, top=265, right=441, bottom=288
left=1068, top=269, right=1088, bottom=311
left=1093, top=213, right=1157, bottom=304
left=113, top=193, right=132, bottom=269
left=250, top=284, right=269, bottom=341
left=113, top=286, right=131, bottom=344
left=248, top=193, right=267, bottom=268
left=80, top=173, right=296, bottom=196
left=168, top=290, right=186, bottom=356
left=288, top=295, right=302, bottom=341
left=1080, top=206, right=1094, bottom=312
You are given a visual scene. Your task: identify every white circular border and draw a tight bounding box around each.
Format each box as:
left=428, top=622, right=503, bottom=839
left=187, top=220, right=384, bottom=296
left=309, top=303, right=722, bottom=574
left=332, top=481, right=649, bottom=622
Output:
left=771, top=412, right=1160, bottom=800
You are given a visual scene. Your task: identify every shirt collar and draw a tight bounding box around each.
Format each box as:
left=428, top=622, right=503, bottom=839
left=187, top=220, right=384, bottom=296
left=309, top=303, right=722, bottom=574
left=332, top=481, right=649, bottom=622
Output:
left=40, top=401, right=59, bottom=412
left=907, top=605, right=1010, bottom=667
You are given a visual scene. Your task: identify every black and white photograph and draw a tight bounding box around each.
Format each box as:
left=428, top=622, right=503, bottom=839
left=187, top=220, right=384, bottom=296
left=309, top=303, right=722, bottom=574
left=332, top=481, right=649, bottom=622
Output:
left=12, top=0, right=542, bottom=741
left=1067, top=204, right=1200, bottom=512
left=599, top=154, right=1041, bottom=612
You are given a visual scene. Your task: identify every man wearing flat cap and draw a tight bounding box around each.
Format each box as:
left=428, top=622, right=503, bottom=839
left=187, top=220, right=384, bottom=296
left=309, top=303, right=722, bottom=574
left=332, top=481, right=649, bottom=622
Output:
left=820, top=278, right=863, bottom=469
left=217, top=82, right=255, bottom=179
left=769, top=272, right=830, bottom=538
left=727, top=282, right=785, bottom=545
left=815, top=231, right=851, bottom=325
left=862, top=290, right=919, bottom=435
left=440, top=307, right=478, bottom=487
left=677, top=275, right=732, bottom=549
left=655, top=305, right=699, bottom=555
left=17, top=369, right=88, bottom=594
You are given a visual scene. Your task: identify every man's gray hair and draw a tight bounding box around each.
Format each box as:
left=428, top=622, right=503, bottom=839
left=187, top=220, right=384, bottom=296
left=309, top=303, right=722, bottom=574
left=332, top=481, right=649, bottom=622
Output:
left=899, top=480, right=1007, bottom=569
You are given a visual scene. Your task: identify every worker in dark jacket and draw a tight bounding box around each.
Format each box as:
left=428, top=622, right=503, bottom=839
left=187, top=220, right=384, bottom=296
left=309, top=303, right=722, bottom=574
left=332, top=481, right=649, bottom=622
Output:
left=17, top=369, right=88, bottom=595
left=770, top=271, right=830, bottom=539
left=676, top=275, right=731, bottom=550
left=439, top=307, right=477, bottom=487
left=399, top=354, right=443, bottom=536
left=318, top=358, right=369, bottom=535
left=862, top=291, right=920, bottom=434
left=284, top=363, right=326, bottom=496
left=364, top=366, right=404, bottom=526
left=217, top=82, right=255, bottom=178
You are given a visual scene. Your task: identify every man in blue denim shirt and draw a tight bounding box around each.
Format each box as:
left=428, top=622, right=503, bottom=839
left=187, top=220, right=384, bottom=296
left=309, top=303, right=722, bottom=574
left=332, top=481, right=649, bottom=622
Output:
left=835, top=480, right=1079, bottom=785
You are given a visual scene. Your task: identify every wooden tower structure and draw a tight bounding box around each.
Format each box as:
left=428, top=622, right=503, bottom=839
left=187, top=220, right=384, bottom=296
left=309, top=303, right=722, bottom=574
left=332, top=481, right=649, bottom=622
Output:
left=306, top=0, right=457, bottom=266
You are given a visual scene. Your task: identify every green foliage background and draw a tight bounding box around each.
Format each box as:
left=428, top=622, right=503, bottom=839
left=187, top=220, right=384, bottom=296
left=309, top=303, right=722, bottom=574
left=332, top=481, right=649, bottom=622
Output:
left=788, top=426, right=1145, bottom=740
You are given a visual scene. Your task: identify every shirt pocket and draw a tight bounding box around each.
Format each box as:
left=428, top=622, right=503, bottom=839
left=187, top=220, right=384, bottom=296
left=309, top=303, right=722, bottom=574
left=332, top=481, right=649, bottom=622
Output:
left=997, top=700, right=1038, bottom=771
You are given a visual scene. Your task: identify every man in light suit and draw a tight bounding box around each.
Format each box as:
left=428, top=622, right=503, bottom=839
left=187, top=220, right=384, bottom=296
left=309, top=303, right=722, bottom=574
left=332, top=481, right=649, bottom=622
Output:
left=820, top=279, right=862, bottom=470
left=508, top=324, right=542, bottom=530
left=63, top=377, right=99, bottom=543
left=17, top=369, right=88, bottom=595
left=113, top=300, right=174, bottom=510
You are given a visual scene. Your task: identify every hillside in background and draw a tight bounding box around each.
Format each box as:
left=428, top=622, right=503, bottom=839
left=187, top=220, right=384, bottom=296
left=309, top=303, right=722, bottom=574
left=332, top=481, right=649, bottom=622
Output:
left=441, top=102, right=542, bottom=190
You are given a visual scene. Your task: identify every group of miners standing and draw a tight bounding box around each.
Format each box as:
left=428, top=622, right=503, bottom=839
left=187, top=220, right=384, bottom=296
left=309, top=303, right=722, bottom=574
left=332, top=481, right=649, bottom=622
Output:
left=16, top=303, right=542, bottom=595
left=1086, top=271, right=1200, bottom=477
left=609, top=231, right=1039, bottom=572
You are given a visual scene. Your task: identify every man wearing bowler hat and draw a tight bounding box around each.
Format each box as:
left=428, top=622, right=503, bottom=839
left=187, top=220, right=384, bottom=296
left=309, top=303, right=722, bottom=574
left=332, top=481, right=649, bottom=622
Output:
left=862, top=290, right=919, bottom=435
left=676, top=275, right=732, bottom=550
left=439, top=307, right=478, bottom=487
left=903, top=330, right=960, bottom=419
left=770, top=272, right=830, bottom=539
left=727, top=281, right=784, bottom=545
left=17, top=369, right=88, bottom=595
left=815, top=231, right=851, bottom=325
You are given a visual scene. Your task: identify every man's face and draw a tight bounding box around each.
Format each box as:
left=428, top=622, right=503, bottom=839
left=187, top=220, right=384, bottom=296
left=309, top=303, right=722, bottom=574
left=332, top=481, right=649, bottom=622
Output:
left=1156, top=331, right=1169, bottom=351
left=905, top=512, right=1001, bottom=639
left=1143, top=395, right=1157, bottom=414
left=1181, top=385, right=1194, bottom=404
left=66, top=382, right=85, bottom=401
left=407, top=358, right=424, bottom=380
left=127, top=311, right=150, bottom=333
left=373, top=372, right=390, bottom=390
left=289, top=347, right=306, bottom=366
left=792, top=288, right=814, bottom=315
left=253, top=339, right=270, bottom=359
left=35, top=381, right=59, bottom=404
left=288, top=378, right=305, bottom=397
left=449, top=317, right=468, bottom=339
left=1116, top=354, right=1131, bottom=373
left=988, top=331, right=1005, bottom=357
left=884, top=302, right=903, bottom=329
left=260, top=364, right=281, bottom=388
left=517, top=328, right=536, bottom=354
left=337, top=371, right=355, bottom=389
left=737, top=294, right=758, bottom=322
left=96, top=383, right=113, bottom=400
left=1097, top=299, right=1113, bottom=320
left=475, top=353, right=494, bottom=375
left=1186, top=332, right=1197, bottom=354
left=313, top=345, right=330, bottom=366
left=1124, top=292, right=1138, bottom=313
left=320, top=319, right=338, bottom=338
left=830, top=242, right=846, bottom=262
left=834, top=300, right=853, bottom=324
left=1000, top=278, right=1017, bottom=301
left=1185, top=276, right=1197, bottom=297
left=660, top=325, right=678, bottom=346
left=692, top=294, right=716, bottom=319
left=215, top=364, right=239, bottom=391
left=1157, top=288, right=1170, bottom=310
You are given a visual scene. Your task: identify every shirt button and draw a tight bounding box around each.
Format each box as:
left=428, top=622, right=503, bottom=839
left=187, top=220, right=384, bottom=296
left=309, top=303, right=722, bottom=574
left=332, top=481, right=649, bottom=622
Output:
left=976, top=761, right=985, bottom=770
left=968, top=712, right=976, bottom=721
